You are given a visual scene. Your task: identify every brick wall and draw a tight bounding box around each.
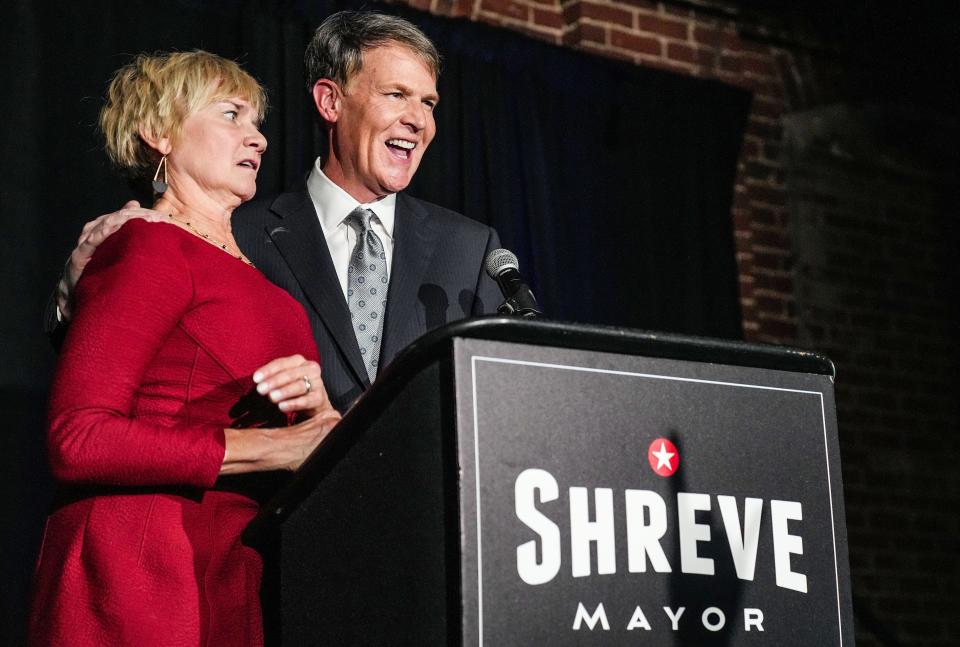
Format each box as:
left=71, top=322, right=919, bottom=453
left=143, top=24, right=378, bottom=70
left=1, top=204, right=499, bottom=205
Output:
left=784, top=105, right=959, bottom=646
left=386, top=1, right=959, bottom=645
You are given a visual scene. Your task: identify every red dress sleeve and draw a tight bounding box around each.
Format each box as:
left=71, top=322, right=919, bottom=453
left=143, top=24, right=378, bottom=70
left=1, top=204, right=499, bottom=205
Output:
left=47, top=221, right=225, bottom=488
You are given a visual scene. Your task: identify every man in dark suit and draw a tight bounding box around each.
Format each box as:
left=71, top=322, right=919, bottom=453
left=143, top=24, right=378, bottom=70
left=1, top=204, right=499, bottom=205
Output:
left=54, top=11, right=502, bottom=412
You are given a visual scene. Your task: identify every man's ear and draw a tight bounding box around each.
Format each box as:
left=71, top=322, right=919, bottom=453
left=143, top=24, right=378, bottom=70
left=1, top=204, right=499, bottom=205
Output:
left=138, top=127, right=172, bottom=156
left=312, top=79, right=341, bottom=125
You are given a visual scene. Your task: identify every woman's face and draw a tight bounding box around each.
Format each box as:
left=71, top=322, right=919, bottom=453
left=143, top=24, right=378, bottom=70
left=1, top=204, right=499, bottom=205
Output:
left=166, top=96, right=267, bottom=207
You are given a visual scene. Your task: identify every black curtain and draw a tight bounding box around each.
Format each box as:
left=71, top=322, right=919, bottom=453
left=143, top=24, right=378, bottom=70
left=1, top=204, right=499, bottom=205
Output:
left=410, top=14, right=749, bottom=332
left=0, top=1, right=749, bottom=643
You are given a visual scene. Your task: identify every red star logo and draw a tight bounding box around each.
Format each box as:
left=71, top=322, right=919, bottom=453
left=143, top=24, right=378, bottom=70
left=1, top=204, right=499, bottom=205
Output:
left=648, top=438, right=679, bottom=477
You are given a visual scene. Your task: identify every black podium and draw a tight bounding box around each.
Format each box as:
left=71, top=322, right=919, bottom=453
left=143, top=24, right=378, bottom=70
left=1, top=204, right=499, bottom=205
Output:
left=247, top=318, right=854, bottom=646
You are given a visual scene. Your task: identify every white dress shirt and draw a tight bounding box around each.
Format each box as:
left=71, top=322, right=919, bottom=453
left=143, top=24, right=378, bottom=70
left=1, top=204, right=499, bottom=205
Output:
left=305, top=159, right=396, bottom=301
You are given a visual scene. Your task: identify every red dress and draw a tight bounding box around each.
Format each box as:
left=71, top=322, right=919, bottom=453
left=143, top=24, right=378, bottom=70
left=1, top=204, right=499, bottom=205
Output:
left=29, top=220, right=318, bottom=647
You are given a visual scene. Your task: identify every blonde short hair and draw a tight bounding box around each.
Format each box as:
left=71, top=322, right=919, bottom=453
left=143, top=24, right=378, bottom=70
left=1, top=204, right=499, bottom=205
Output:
left=99, top=50, right=267, bottom=177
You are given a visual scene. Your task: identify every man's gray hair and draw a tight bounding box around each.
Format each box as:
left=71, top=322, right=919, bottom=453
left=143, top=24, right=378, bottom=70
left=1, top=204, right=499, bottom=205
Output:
left=304, top=10, right=441, bottom=92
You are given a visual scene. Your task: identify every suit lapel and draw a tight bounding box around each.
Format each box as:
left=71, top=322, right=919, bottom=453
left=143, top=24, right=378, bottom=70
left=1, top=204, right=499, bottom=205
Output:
left=381, top=193, right=439, bottom=364
left=266, top=192, right=370, bottom=387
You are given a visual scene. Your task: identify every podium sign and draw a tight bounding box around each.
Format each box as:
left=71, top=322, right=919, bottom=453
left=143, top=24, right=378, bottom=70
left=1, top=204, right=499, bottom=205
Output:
left=255, top=319, right=853, bottom=646
left=454, top=338, right=853, bottom=646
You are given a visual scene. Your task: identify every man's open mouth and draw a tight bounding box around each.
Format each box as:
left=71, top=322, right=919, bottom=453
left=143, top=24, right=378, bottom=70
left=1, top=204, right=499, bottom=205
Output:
left=386, top=138, right=415, bottom=160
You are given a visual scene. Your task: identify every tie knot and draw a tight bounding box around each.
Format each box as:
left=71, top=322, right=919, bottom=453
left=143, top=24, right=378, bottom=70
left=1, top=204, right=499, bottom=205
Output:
left=345, top=207, right=375, bottom=234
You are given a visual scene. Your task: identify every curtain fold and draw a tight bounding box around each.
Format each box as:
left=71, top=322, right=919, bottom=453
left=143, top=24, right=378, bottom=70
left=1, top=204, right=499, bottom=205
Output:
left=406, top=10, right=751, bottom=336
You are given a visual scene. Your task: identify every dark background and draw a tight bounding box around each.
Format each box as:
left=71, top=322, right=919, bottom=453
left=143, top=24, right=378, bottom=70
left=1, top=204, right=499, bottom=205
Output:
left=0, top=1, right=751, bottom=643
left=4, top=1, right=959, bottom=645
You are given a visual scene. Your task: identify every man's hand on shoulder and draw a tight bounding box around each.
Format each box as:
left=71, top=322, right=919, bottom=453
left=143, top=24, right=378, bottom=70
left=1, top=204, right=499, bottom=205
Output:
left=56, top=200, right=169, bottom=321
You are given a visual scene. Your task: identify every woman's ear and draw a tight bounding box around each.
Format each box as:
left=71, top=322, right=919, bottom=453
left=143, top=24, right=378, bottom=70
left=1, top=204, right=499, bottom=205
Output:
left=311, top=79, right=341, bottom=125
left=138, top=126, right=172, bottom=156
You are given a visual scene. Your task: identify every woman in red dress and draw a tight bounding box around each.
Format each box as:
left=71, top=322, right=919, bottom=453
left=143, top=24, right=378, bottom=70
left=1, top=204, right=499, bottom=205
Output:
left=29, top=51, right=340, bottom=647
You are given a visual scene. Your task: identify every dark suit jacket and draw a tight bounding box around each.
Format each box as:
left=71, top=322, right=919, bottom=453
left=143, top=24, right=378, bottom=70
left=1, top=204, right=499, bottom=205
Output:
left=232, top=190, right=502, bottom=412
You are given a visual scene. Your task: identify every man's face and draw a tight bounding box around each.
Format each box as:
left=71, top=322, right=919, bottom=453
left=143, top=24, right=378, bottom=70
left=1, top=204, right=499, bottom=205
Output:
left=323, top=43, right=438, bottom=203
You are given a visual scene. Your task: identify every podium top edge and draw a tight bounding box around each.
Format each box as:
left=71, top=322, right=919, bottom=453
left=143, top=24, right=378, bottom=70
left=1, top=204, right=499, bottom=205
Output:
left=399, top=317, right=836, bottom=378
left=243, top=317, right=834, bottom=538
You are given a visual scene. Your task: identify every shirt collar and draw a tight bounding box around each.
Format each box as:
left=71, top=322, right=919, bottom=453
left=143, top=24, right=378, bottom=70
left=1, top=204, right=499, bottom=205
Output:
left=306, top=159, right=396, bottom=240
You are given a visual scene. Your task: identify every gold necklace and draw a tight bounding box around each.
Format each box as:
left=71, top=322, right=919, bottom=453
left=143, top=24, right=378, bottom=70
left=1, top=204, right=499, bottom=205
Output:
left=168, top=214, right=255, bottom=266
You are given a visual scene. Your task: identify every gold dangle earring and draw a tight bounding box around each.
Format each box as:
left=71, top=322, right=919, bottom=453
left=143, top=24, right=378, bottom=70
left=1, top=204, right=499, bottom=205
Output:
left=152, top=155, right=168, bottom=196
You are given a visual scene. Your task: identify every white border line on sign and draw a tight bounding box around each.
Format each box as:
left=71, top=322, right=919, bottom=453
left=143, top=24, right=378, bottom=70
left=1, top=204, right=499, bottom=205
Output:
left=468, top=354, right=842, bottom=647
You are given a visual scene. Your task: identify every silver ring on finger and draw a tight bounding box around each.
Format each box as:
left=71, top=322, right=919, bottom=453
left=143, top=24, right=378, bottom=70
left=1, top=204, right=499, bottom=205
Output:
left=302, top=375, right=312, bottom=395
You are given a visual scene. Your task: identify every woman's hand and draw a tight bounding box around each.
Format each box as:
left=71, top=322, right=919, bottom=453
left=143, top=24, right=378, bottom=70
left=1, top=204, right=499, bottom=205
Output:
left=220, top=355, right=342, bottom=474
left=253, top=355, right=335, bottom=417
left=221, top=408, right=341, bottom=473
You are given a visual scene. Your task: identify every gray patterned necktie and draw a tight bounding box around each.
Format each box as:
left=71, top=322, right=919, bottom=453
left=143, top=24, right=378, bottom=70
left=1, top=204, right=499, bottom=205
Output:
left=345, top=207, right=388, bottom=381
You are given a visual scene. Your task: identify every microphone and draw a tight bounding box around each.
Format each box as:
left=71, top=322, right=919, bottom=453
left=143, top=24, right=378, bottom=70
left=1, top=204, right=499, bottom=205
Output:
left=484, top=249, right=542, bottom=318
